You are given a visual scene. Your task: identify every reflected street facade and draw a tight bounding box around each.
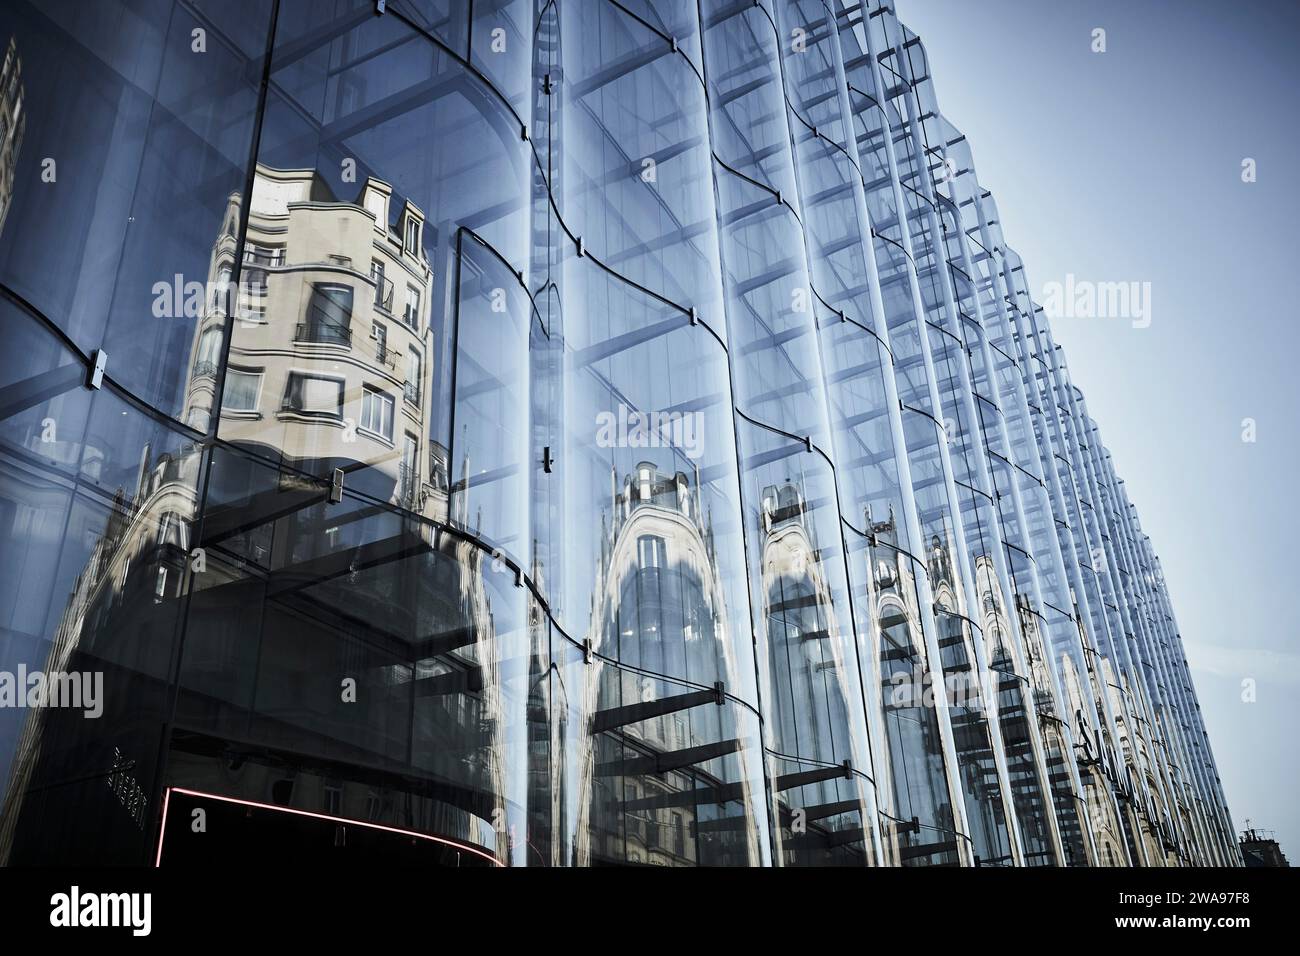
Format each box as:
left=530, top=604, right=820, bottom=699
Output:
left=0, top=0, right=1237, bottom=866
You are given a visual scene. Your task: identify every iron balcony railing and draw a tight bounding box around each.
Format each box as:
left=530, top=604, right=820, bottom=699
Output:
left=295, top=311, right=352, bottom=346
left=397, top=462, right=420, bottom=508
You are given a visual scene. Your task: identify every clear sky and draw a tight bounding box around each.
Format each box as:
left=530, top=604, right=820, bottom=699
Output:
left=897, top=0, right=1300, bottom=859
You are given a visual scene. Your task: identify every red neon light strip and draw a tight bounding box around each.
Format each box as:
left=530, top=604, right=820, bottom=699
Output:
left=155, top=786, right=503, bottom=867
left=154, top=785, right=172, bottom=867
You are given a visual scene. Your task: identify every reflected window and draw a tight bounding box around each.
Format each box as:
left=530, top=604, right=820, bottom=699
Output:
left=370, top=259, right=390, bottom=311
left=283, top=372, right=343, bottom=419
left=360, top=387, right=394, bottom=440
left=222, top=368, right=262, bottom=414
left=243, top=242, right=283, bottom=292
left=302, top=283, right=353, bottom=345
left=404, top=285, right=421, bottom=331
left=637, top=534, right=665, bottom=569
left=211, top=265, right=232, bottom=313
left=405, top=348, right=421, bottom=405
left=400, top=433, right=419, bottom=507
left=404, top=217, right=421, bottom=256
left=195, top=327, right=222, bottom=378
left=241, top=299, right=266, bottom=326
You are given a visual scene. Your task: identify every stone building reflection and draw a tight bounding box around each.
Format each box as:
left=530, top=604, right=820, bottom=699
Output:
left=0, top=441, right=203, bottom=863
left=758, top=479, right=875, bottom=867
left=183, top=164, right=445, bottom=518
left=576, top=461, right=762, bottom=866
left=864, top=506, right=961, bottom=866
left=2, top=166, right=521, bottom=864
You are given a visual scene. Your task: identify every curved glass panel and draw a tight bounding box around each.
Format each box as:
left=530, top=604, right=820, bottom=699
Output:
left=0, top=307, right=204, bottom=863
left=717, top=168, right=828, bottom=445
left=217, top=0, right=531, bottom=525
left=173, top=443, right=529, bottom=865
left=557, top=0, right=725, bottom=336
left=701, top=3, right=797, bottom=199
left=450, top=232, right=531, bottom=562
left=735, top=421, right=878, bottom=864
left=560, top=654, right=769, bottom=866
left=844, top=526, right=962, bottom=866
left=555, top=247, right=756, bottom=708
left=0, top=0, right=270, bottom=420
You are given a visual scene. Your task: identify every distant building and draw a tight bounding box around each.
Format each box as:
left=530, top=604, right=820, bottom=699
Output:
left=1239, top=826, right=1289, bottom=867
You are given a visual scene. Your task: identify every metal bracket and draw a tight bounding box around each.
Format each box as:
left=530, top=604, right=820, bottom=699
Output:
left=328, top=468, right=344, bottom=504
left=87, top=349, right=107, bottom=390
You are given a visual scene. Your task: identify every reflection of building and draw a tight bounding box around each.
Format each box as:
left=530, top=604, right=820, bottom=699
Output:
left=864, top=507, right=961, bottom=867
left=0, top=36, right=23, bottom=235
left=184, top=165, right=441, bottom=517
left=576, top=462, right=761, bottom=866
left=759, top=480, right=876, bottom=867
left=0, top=445, right=202, bottom=862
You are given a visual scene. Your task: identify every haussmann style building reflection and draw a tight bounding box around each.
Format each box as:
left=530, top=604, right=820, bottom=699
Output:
left=0, top=0, right=1238, bottom=867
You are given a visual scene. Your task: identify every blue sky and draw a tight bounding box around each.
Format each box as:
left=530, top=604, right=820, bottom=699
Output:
left=898, top=0, right=1300, bottom=858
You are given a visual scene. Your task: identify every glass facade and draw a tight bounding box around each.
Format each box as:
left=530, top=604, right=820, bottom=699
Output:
left=0, top=0, right=1236, bottom=866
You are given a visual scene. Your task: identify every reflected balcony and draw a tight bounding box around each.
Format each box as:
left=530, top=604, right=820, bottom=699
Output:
left=294, top=318, right=352, bottom=347
left=397, top=462, right=420, bottom=509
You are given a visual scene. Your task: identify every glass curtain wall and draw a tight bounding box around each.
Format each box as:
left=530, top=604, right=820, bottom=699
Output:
left=0, top=0, right=1236, bottom=867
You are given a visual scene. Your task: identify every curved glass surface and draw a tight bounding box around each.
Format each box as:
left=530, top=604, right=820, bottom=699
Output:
left=559, top=650, right=769, bottom=866
left=0, top=305, right=205, bottom=864
left=174, top=444, right=529, bottom=864
left=737, top=421, right=878, bottom=865
left=553, top=247, right=756, bottom=708
left=0, top=0, right=270, bottom=422
left=556, top=0, right=725, bottom=337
